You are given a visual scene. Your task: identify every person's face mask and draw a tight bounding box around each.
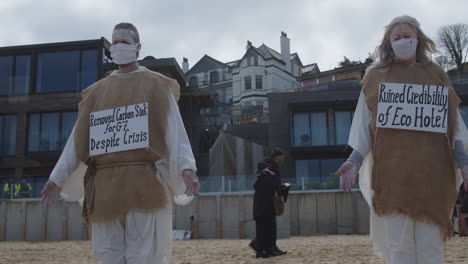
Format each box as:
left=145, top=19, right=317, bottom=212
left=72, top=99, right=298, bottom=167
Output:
left=110, top=43, right=138, bottom=65
left=391, top=38, right=417, bottom=60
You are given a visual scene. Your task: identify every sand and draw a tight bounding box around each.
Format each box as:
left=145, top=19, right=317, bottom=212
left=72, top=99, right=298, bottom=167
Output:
left=1, top=235, right=467, bottom=264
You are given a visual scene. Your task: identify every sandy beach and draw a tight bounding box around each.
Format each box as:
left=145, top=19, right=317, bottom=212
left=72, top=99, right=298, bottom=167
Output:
left=1, top=235, right=467, bottom=264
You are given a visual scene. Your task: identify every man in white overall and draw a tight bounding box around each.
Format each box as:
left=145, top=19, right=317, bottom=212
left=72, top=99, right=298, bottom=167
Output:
left=41, top=22, right=199, bottom=264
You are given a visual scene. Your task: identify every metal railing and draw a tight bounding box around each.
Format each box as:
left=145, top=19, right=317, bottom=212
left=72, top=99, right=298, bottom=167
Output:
left=449, top=73, right=468, bottom=84
left=198, top=174, right=348, bottom=194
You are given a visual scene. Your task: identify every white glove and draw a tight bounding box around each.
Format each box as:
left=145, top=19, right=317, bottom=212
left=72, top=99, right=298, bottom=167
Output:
left=335, top=161, right=359, bottom=192
left=182, top=169, right=199, bottom=196
left=41, top=180, right=62, bottom=203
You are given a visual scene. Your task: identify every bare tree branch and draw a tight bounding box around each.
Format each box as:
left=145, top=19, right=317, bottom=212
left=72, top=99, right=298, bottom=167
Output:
left=437, top=24, right=468, bottom=75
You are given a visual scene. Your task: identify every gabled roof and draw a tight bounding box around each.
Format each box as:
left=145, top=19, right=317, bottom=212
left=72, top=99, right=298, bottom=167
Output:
left=301, top=63, right=319, bottom=74
left=225, top=60, right=240, bottom=67
left=257, top=44, right=283, bottom=62
left=188, top=41, right=307, bottom=74
left=243, top=44, right=301, bottom=67
left=239, top=45, right=269, bottom=62
left=236, top=44, right=290, bottom=66
left=290, top=52, right=303, bottom=67
left=186, top=55, right=229, bottom=76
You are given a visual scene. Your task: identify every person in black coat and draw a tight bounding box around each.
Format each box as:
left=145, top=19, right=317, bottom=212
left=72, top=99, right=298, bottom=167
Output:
left=249, top=148, right=288, bottom=258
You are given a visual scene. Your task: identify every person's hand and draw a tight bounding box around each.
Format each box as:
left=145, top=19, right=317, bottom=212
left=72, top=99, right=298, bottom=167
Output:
left=182, top=169, right=199, bottom=196
left=335, top=161, right=359, bottom=192
left=462, top=165, right=468, bottom=192
left=41, top=180, right=61, bottom=203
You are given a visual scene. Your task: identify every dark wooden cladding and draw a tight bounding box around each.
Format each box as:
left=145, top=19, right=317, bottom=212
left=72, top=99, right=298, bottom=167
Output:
left=0, top=93, right=80, bottom=114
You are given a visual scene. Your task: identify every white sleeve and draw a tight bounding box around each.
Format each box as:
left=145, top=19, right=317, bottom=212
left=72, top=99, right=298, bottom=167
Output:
left=348, top=91, right=372, bottom=157
left=49, top=125, right=80, bottom=187
left=174, top=99, right=197, bottom=174
left=157, top=94, right=197, bottom=205
left=455, top=110, right=468, bottom=143
left=453, top=110, right=468, bottom=167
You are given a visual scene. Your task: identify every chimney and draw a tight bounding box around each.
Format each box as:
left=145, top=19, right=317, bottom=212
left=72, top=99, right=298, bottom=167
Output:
left=246, top=40, right=252, bottom=51
left=280, top=32, right=291, bottom=73
left=182, top=57, right=189, bottom=73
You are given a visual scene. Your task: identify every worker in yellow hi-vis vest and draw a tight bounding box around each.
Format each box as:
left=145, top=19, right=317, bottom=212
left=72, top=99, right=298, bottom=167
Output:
left=3, top=178, right=32, bottom=198
left=19, top=178, right=32, bottom=198
left=3, top=178, right=20, bottom=199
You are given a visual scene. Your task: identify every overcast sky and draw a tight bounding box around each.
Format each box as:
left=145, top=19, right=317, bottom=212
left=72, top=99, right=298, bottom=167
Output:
left=1, top=0, right=467, bottom=71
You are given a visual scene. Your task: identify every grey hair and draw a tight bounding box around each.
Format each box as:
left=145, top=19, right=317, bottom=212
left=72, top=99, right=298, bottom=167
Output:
left=113, top=22, right=140, bottom=43
left=372, top=15, right=437, bottom=69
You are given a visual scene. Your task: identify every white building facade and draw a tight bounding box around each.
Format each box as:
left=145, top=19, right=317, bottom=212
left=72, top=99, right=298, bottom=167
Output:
left=185, top=32, right=305, bottom=123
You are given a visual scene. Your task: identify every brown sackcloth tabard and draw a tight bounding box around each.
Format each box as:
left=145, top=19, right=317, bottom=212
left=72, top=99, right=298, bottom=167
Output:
left=362, top=62, right=460, bottom=239
left=75, top=68, right=181, bottom=223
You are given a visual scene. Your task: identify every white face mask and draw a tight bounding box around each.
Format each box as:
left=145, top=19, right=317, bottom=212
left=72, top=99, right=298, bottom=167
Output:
left=391, top=38, right=417, bottom=60
left=110, top=43, right=138, bottom=65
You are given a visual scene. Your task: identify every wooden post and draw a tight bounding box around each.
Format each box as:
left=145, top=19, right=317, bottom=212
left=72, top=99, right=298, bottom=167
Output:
left=216, top=195, right=222, bottom=239
left=239, top=195, right=245, bottom=239
left=61, top=202, right=69, bottom=240
left=82, top=221, right=89, bottom=240
left=20, top=201, right=27, bottom=241
left=192, top=196, right=199, bottom=239
left=0, top=202, right=6, bottom=241
left=172, top=204, right=176, bottom=230
left=351, top=192, right=360, bottom=234
left=41, top=203, right=48, bottom=241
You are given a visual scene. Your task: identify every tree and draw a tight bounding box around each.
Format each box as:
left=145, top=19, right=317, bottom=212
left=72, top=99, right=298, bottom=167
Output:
left=338, top=56, right=361, bottom=67
left=437, top=24, right=468, bottom=75
left=435, top=55, right=454, bottom=72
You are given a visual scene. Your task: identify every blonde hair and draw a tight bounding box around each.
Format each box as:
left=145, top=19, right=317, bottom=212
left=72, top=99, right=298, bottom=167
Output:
left=373, top=15, right=437, bottom=69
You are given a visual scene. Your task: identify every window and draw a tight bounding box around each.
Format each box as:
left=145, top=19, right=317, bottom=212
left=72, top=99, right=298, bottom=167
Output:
left=210, top=70, right=219, bottom=84
left=292, top=112, right=328, bottom=146
left=335, top=111, right=354, bottom=145
left=189, top=76, right=198, bottom=87
left=247, top=57, right=251, bottom=66
left=0, top=55, right=31, bottom=96
left=36, top=49, right=98, bottom=93
left=221, top=90, right=227, bottom=103
left=222, top=69, right=227, bottom=81
left=244, top=76, right=252, bottom=90
left=0, top=115, right=17, bottom=156
left=203, top=73, right=208, bottom=85
left=254, top=56, right=258, bottom=66
left=293, top=113, right=309, bottom=145
left=255, top=75, right=263, bottom=89
left=80, top=49, right=98, bottom=90
left=28, top=112, right=77, bottom=152
left=0, top=56, right=13, bottom=96
left=295, top=158, right=345, bottom=189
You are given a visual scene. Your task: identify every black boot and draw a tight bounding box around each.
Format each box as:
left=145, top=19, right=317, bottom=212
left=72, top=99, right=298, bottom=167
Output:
left=271, top=245, right=287, bottom=255
left=256, top=251, right=272, bottom=258
left=248, top=239, right=257, bottom=253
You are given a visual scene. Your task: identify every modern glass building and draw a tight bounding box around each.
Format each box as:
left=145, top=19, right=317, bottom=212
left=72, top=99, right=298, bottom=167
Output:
left=0, top=38, right=192, bottom=198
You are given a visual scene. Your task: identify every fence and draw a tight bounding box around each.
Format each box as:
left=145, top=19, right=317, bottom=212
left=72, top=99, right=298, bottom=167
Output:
left=0, top=190, right=370, bottom=241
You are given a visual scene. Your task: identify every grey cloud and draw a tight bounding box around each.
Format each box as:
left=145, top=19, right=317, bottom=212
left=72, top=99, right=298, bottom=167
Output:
left=0, top=0, right=467, bottom=70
